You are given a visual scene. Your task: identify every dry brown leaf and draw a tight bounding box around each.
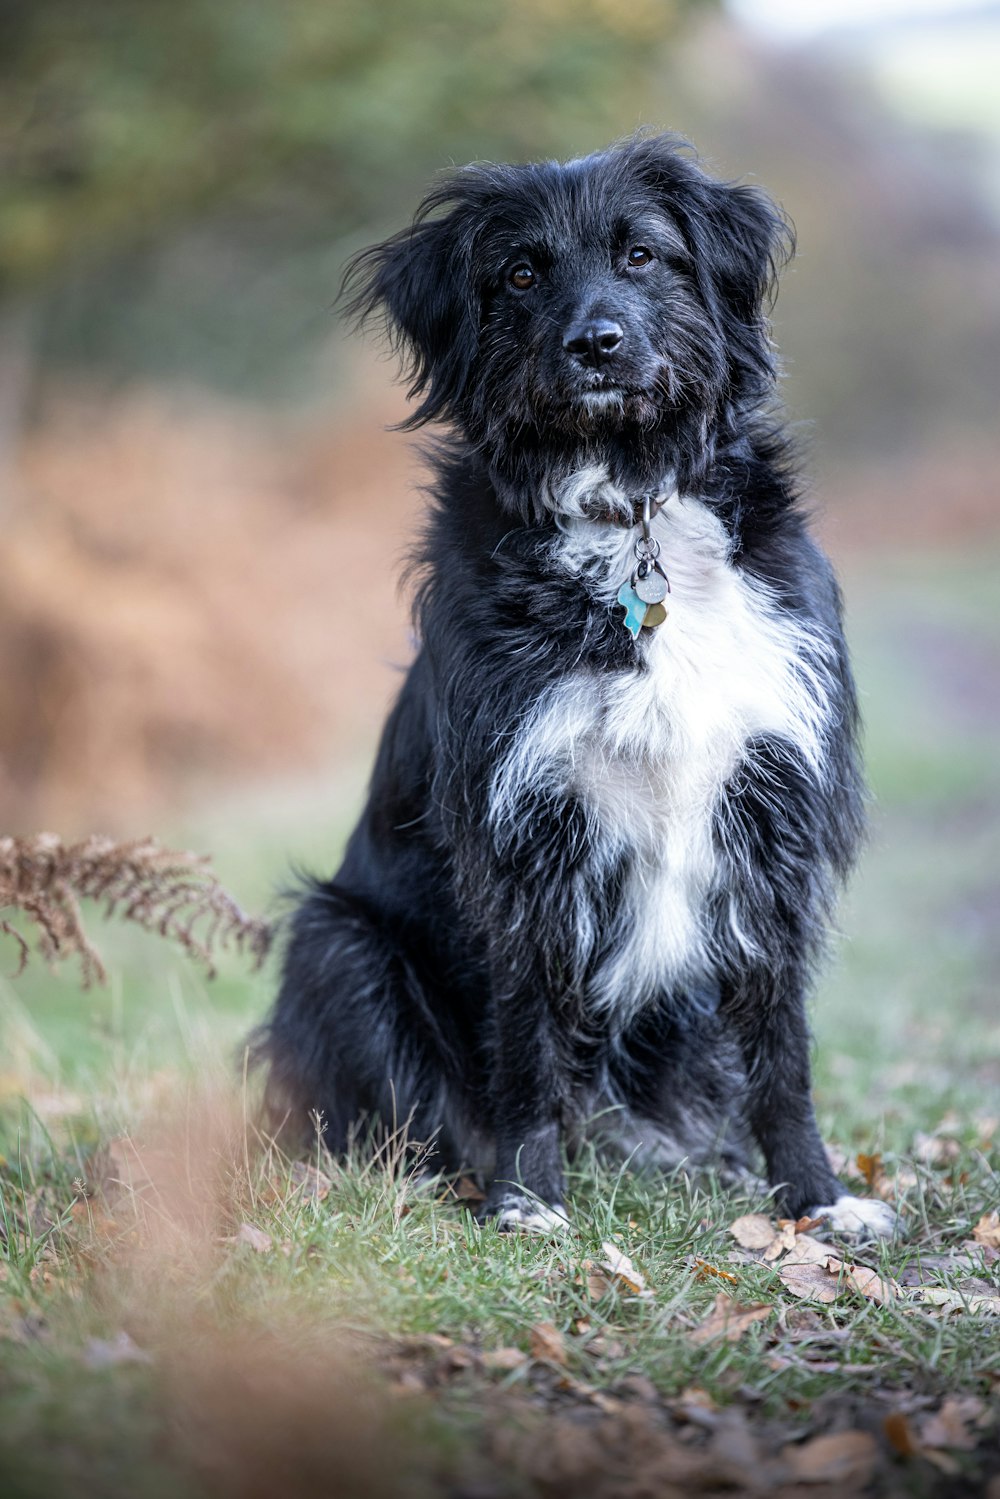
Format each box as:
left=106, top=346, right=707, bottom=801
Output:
left=918, top=1396, right=985, bottom=1452
left=0, top=833, right=271, bottom=985
left=762, top=1220, right=798, bottom=1262
left=287, top=1161, right=332, bottom=1203
left=452, top=1175, right=486, bottom=1204
left=581, top=1263, right=613, bottom=1299
left=674, top=1386, right=717, bottom=1419
left=728, top=1213, right=777, bottom=1249
left=598, top=1241, right=654, bottom=1299
left=777, top=1255, right=842, bottom=1303
left=855, top=1152, right=899, bottom=1200
left=786, top=1214, right=826, bottom=1234
left=530, top=1321, right=568, bottom=1366
left=856, top=1152, right=882, bottom=1186
left=842, top=1263, right=900, bottom=1306
left=913, top=1130, right=961, bottom=1166
left=782, top=1233, right=839, bottom=1265
left=689, top=1293, right=772, bottom=1345
left=883, top=1411, right=919, bottom=1456
left=915, top=1287, right=1000, bottom=1315
left=783, top=1430, right=878, bottom=1485
left=693, top=1257, right=739, bottom=1284
left=226, top=1223, right=273, bottom=1254
left=480, top=1347, right=526, bottom=1373
left=972, top=1210, right=1000, bottom=1249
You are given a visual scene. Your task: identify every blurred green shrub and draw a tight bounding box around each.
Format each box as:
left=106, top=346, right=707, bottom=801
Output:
left=0, top=0, right=701, bottom=291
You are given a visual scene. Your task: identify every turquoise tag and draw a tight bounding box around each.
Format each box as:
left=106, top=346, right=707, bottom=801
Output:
left=617, top=581, right=647, bottom=640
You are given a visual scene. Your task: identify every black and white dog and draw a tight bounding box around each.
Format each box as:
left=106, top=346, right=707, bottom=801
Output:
left=258, top=134, right=894, bottom=1237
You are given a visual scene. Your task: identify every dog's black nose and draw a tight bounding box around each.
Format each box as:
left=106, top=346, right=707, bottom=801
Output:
left=563, top=318, right=624, bottom=367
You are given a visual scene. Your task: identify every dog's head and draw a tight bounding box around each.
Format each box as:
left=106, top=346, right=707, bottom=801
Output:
left=345, top=134, right=792, bottom=512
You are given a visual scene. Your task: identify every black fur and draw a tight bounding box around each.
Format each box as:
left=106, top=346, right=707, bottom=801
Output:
left=255, top=134, right=866, bottom=1223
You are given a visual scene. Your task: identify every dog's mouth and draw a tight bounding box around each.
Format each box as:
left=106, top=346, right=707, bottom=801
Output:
left=578, top=387, right=625, bottom=406
left=565, top=379, right=662, bottom=427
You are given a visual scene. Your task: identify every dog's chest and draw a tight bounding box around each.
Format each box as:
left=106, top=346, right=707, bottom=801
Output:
left=491, top=495, right=829, bottom=1008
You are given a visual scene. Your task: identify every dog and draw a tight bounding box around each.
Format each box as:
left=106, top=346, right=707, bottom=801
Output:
left=256, top=133, right=895, bottom=1238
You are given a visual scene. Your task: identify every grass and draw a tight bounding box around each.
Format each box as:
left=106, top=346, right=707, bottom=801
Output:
left=1, top=549, right=999, bottom=1497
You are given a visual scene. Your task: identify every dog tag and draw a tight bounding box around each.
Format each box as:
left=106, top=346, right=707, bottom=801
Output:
left=633, top=569, right=667, bottom=605
left=642, top=601, right=668, bottom=629
left=617, top=581, right=647, bottom=639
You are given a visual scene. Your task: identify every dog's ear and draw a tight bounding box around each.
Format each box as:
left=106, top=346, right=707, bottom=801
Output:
left=629, top=135, right=794, bottom=397
left=681, top=172, right=794, bottom=401
left=688, top=177, right=792, bottom=324
left=342, top=188, right=481, bottom=429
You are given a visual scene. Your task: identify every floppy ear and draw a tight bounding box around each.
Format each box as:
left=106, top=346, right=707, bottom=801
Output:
left=679, top=173, right=794, bottom=401
left=342, top=190, right=481, bottom=430
left=629, top=135, right=794, bottom=398
left=691, top=178, right=793, bottom=323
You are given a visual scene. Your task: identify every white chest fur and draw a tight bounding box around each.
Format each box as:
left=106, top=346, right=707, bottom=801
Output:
left=489, top=481, right=834, bottom=1016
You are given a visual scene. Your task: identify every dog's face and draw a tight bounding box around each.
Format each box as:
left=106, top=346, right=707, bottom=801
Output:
left=346, top=135, right=791, bottom=508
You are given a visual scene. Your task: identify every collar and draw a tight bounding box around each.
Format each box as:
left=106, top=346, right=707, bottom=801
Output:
left=592, top=490, right=674, bottom=529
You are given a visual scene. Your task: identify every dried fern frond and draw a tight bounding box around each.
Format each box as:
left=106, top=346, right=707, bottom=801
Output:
left=0, top=834, right=273, bottom=987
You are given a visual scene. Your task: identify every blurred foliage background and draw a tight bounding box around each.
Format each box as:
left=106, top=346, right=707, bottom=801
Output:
left=0, top=0, right=997, bottom=843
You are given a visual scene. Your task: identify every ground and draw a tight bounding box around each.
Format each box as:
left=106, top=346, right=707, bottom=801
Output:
left=1, top=551, right=998, bottom=1498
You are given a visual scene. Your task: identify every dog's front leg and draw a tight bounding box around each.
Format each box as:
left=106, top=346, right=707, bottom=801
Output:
left=724, top=972, right=896, bottom=1237
left=478, top=954, right=570, bottom=1233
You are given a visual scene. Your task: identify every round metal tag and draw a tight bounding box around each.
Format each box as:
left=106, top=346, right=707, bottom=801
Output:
left=634, top=571, right=667, bottom=605
left=642, top=601, right=668, bottom=629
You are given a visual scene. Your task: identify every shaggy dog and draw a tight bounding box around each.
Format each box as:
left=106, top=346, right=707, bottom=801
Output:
left=257, top=134, right=894, bottom=1237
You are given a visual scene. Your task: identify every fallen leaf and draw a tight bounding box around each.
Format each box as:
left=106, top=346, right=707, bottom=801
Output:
left=530, top=1321, right=567, bottom=1366
left=689, top=1293, right=772, bottom=1345
left=225, top=1223, right=273, bottom=1254
left=287, top=1161, right=332, bottom=1202
left=883, top=1412, right=919, bottom=1456
left=842, top=1263, right=900, bottom=1306
left=598, top=1241, right=654, bottom=1299
left=616, top=1373, right=659, bottom=1403
left=915, top=1287, right=1000, bottom=1315
left=693, top=1257, right=739, bottom=1284
left=783, top=1430, right=878, bottom=1485
left=856, top=1152, right=882, bottom=1187
left=855, top=1152, right=899, bottom=1200
left=918, top=1397, right=986, bottom=1452
left=972, top=1210, right=1000, bottom=1249
left=480, top=1346, right=526, bottom=1372
left=581, top=1264, right=613, bottom=1299
left=777, top=1255, right=842, bottom=1303
left=435, top=1345, right=475, bottom=1376
left=781, top=1233, right=839, bottom=1265
left=762, top=1220, right=798, bottom=1262
left=961, top=1238, right=1000, bottom=1267
left=787, top=1214, right=826, bottom=1234
left=913, top=1130, right=961, bottom=1166
left=674, top=1386, right=717, bottom=1420
left=452, top=1175, right=486, bottom=1204
left=728, top=1213, right=777, bottom=1249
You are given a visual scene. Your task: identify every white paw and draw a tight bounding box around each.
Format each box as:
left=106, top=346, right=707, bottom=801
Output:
left=493, top=1198, right=571, bottom=1235
left=810, top=1194, right=898, bottom=1239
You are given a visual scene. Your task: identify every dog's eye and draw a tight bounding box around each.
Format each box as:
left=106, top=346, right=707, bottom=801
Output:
left=626, top=246, right=654, bottom=268
left=508, top=264, right=535, bottom=290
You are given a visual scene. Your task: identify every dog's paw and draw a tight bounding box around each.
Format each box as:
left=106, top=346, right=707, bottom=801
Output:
left=810, top=1194, right=898, bottom=1239
left=484, top=1195, right=571, bottom=1235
